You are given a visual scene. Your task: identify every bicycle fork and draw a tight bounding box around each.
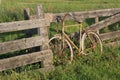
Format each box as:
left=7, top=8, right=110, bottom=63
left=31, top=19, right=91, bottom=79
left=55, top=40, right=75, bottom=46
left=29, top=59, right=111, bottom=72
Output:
left=78, top=23, right=83, bottom=55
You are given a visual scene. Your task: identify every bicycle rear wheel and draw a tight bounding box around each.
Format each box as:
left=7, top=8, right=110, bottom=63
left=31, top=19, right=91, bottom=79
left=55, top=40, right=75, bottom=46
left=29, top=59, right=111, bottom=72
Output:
left=48, top=35, right=73, bottom=65
left=81, top=31, right=103, bottom=55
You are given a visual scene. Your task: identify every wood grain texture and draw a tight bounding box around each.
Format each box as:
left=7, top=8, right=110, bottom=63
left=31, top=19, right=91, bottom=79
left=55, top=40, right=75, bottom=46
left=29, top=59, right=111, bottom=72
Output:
left=27, top=8, right=120, bottom=22
left=24, top=8, right=30, bottom=20
left=0, top=19, right=50, bottom=33
left=0, top=6, right=52, bottom=71
left=100, top=30, right=120, bottom=41
left=52, top=8, right=120, bottom=22
left=0, top=49, right=52, bottom=71
left=85, top=13, right=120, bottom=31
left=0, top=36, right=45, bottom=54
left=36, top=4, right=44, bottom=19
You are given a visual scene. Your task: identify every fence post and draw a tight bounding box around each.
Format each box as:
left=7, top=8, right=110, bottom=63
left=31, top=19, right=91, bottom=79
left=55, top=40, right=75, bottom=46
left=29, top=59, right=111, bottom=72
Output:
left=36, top=4, right=44, bottom=38
left=36, top=4, right=47, bottom=50
left=36, top=4, right=44, bottom=19
left=23, top=8, right=37, bottom=38
left=36, top=4, right=53, bottom=68
left=24, top=8, right=30, bottom=20
left=95, top=17, right=99, bottom=34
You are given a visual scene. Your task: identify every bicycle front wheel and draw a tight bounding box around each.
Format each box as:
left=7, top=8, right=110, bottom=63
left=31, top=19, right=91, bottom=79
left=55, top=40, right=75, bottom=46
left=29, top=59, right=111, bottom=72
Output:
left=81, top=31, right=103, bottom=55
left=48, top=35, right=73, bottom=65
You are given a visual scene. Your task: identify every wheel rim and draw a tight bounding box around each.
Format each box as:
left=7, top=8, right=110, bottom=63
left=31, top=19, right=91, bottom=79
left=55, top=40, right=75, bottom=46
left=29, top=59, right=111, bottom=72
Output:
left=49, top=36, right=73, bottom=65
left=82, top=31, right=103, bottom=55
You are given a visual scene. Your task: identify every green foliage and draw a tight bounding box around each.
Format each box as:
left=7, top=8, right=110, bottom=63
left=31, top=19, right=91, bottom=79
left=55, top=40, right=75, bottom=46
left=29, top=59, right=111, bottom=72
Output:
left=0, top=0, right=120, bottom=80
left=0, top=46, right=120, bottom=80
left=46, top=46, right=120, bottom=80
left=1, top=0, right=120, bottom=21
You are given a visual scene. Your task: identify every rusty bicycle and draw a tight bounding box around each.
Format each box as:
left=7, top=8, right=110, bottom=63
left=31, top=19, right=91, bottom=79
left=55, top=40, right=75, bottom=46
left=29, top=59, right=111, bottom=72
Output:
left=48, top=13, right=103, bottom=63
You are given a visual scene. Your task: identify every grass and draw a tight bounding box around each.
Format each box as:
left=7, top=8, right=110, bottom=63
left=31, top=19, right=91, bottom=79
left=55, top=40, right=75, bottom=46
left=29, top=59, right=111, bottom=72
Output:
left=0, top=46, right=120, bottom=80
left=0, top=0, right=120, bottom=22
left=0, top=0, right=120, bottom=80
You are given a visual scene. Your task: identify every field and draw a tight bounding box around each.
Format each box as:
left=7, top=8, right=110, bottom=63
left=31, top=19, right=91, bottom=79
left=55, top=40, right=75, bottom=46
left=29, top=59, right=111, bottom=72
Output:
left=0, top=0, right=120, bottom=80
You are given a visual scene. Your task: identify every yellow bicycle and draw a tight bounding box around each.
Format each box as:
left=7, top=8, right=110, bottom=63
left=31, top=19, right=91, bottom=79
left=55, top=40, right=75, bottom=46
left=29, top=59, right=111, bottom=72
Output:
left=49, top=13, right=103, bottom=63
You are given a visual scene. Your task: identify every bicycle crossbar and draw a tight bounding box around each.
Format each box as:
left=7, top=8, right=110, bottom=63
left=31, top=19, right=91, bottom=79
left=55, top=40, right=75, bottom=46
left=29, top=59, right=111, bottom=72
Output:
left=64, top=24, right=80, bottom=28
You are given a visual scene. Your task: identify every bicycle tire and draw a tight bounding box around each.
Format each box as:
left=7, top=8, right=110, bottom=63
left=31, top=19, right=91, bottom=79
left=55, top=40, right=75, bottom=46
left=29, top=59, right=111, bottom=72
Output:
left=48, top=35, right=73, bottom=65
left=81, top=31, right=103, bottom=55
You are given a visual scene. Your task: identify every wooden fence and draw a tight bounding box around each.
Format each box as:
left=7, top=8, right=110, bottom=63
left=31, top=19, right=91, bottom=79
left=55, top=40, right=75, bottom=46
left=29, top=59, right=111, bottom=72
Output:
left=0, top=4, right=120, bottom=71
left=0, top=18, right=53, bottom=71
left=24, top=6, right=120, bottom=46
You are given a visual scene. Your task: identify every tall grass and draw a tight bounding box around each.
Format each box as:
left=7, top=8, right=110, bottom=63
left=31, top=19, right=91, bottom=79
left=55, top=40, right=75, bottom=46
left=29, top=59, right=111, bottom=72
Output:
left=0, top=46, right=120, bottom=80
left=0, top=0, right=120, bottom=22
left=0, top=0, right=120, bottom=80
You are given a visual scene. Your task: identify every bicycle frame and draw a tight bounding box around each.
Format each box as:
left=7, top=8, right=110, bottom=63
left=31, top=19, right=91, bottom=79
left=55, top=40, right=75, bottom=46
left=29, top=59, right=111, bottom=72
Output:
left=49, top=13, right=103, bottom=62
left=61, top=13, right=83, bottom=54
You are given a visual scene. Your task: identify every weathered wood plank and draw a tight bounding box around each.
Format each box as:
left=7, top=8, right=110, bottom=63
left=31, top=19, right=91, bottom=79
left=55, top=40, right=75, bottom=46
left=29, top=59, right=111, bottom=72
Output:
left=0, top=36, right=46, bottom=54
left=29, top=8, right=120, bottom=22
left=95, top=17, right=99, bottom=23
left=24, top=8, right=30, bottom=20
left=36, top=4, right=45, bottom=37
left=0, top=49, right=52, bottom=71
left=36, top=4, right=44, bottom=19
left=100, top=30, right=120, bottom=41
left=86, top=13, right=120, bottom=31
left=52, top=8, right=120, bottom=22
left=35, top=4, right=50, bottom=50
left=106, top=41, right=120, bottom=46
left=95, top=17, right=99, bottom=33
left=0, top=19, right=50, bottom=33
left=40, top=26, right=49, bottom=50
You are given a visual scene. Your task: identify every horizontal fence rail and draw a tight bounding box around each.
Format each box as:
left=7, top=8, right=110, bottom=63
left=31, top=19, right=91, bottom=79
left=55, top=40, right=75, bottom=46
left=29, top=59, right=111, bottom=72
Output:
left=0, top=49, right=52, bottom=71
left=0, top=11, right=53, bottom=71
left=52, top=8, right=120, bottom=22
left=86, top=13, right=120, bottom=31
left=0, top=36, right=47, bottom=54
left=24, top=6, right=120, bottom=45
left=100, top=30, right=120, bottom=41
left=26, top=8, right=120, bottom=22
left=0, top=5, right=120, bottom=71
left=0, top=19, right=49, bottom=33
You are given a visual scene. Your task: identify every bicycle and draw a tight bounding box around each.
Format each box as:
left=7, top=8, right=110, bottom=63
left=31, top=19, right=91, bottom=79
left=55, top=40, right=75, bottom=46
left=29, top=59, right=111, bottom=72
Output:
left=48, top=13, right=103, bottom=64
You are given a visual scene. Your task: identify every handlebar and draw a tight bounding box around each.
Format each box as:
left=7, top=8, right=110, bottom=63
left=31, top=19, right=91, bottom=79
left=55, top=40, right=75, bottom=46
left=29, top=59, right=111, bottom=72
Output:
left=68, top=13, right=82, bottom=23
left=56, top=13, right=83, bottom=24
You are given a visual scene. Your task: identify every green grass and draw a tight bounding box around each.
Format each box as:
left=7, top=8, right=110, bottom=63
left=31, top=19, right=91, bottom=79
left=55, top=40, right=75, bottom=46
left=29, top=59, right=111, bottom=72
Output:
left=0, top=0, right=120, bottom=22
left=0, top=0, right=120, bottom=80
left=0, top=46, right=120, bottom=80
